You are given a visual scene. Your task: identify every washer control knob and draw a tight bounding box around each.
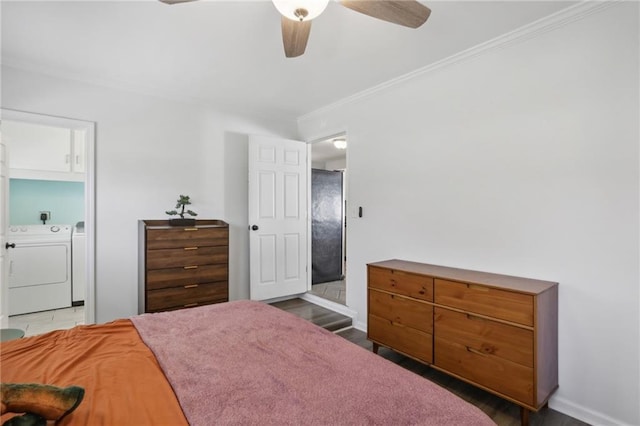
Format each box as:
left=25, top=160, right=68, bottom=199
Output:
left=50, top=225, right=60, bottom=232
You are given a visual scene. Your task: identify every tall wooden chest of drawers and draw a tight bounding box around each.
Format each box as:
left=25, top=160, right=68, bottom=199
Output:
left=138, top=220, right=229, bottom=313
left=367, top=259, right=558, bottom=424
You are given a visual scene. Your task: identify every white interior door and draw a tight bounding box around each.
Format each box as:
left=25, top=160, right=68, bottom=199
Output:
left=249, top=135, right=308, bottom=300
left=0, top=129, right=9, bottom=327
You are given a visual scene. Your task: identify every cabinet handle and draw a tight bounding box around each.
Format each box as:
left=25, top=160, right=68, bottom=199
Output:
left=184, top=284, right=198, bottom=289
left=183, top=228, right=198, bottom=232
left=75, top=155, right=80, bottom=165
left=183, top=265, right=198, bottom=270
left=65, top=154, right=70, bottom=164
left=467, top=283, right=489, bottom=292
left=389, top=279, right=397, bottom=287
left=467, top=345, right=495, bottom=356
left=184, top=303, right=198, bottom=308
left=466, top=346, right=488, bottom=357
left=184, top=247, right=199, bottom=251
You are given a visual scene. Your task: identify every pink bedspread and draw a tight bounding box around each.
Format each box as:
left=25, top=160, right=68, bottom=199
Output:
left=131, top=300, right=495, bottom=425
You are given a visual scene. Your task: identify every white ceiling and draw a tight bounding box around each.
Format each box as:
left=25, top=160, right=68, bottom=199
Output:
left=1, top=0, right=578, bottom=119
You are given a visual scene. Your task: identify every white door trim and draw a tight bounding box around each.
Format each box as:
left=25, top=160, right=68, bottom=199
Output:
left=1, top=108, right=96, bottom=325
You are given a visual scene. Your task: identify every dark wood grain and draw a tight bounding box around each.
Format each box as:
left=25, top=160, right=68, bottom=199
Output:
left=271, top=298, right=352, bottom=331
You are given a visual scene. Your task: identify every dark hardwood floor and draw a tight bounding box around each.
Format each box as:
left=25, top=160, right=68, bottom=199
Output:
left=273, top=298, right=589, bottom=426
left=271, top=298, right=352, bottom=331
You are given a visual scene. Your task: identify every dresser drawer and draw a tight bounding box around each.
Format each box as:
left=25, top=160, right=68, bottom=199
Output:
left=146, top=227, right=229, bottom=250
left=368, top=315, right=433, bottom=364
left=147, top=264, right=228, bottom=290
left=434, top=279, right=534, bottom=326
left=369, top=289, right=433, bottom=334
left=434, top=308, right=533, bottom=367
left=368, top=266, right=433, bottom=302
left=434, top=336, right=534, bottom=406
left=146, top=246, right=228, bottom=269
left=146, top=281, right=228, bottom=312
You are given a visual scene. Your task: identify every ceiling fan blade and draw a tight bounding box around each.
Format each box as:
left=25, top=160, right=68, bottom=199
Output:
left=281, top=17, right=312, bottom=58
left=339, top=0, right=431, bottom=28
left=158, top=0, right=198, bottom=5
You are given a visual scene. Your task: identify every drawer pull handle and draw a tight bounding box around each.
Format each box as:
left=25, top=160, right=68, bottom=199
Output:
left=184, top=303, right=198, bottom=308
left=467, top=283, right=489, bottom=292
left=183, top=228, right=198, bottom=232
left=390, top=279, right=397, bottom=287
left=184, top=247, right=199, bottom=251
left=466, top=346, right=486, bottom=356
left=184, top=265, right=198, bottom=270
left=466, top=314, right=483, bottom=321
left=184, top=284, right=199, bottom=289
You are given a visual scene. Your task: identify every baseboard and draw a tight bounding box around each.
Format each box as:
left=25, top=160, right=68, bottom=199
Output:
left=550, top=395, right=634, bottom=426
left=300, top=293, right=357, bottom=320
left=353, top=320, right=366, bottom=333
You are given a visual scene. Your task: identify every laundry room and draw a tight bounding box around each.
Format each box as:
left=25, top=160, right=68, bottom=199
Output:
left=3, top=118, right=87, bottom=320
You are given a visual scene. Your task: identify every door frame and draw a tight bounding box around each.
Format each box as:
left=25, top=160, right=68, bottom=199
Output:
left=303, top=132, right=351, bottom=311
left=1, top=108, right=96, bottom=325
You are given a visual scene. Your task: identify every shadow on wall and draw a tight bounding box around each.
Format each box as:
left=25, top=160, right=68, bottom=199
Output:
left=224, top=132, right=250, bottom=301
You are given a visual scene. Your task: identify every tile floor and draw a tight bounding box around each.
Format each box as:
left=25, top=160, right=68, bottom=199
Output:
left=8, top=306, right=85, bottom=337
left=310, top=279, right=346, bottom=305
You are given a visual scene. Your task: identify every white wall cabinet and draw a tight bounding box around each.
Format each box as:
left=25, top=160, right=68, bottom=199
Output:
left=2, top=120, right=86, bottom=182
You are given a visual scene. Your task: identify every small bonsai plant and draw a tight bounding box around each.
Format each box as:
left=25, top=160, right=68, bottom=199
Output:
left=166, top=195, right=198, bottom=225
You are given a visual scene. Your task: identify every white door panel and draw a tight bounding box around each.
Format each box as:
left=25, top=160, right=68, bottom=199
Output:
left=249, top=135, right=308, bottom=300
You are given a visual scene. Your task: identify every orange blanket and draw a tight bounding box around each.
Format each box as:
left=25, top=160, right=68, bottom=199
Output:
left=0, top=319, right=187, bottom=425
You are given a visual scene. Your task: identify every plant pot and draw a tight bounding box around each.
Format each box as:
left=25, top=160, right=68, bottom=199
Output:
left=169, top=218, right=196, bottom=226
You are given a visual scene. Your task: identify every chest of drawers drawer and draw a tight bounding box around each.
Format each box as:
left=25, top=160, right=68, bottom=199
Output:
left=368, top=315, right=433, bottom=364
left=368, top=266, right=433, bottom=302
left=146, top=264, right=228, bottom=290
left=434, top=279, right=534, bottom=326
left=434, top=307, right=533, bottom=368
left=435, top=336, right=534, bottom=405
left=369, top=289, right=432, bottom=334
left=146, top=246, right=228, bottom=269
left=146, top=281, right=228, bottom=312
left=146, top=227, right=228, bottom=249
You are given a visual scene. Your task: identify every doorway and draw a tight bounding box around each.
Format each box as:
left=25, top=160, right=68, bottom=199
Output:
left=309, top=136, right=347, bottom=305
left=0, top=109, right=95, bottom=329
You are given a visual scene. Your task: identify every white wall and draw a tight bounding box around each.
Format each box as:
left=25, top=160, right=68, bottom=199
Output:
left=1, top=65, right=298, bottom=322
left=299, top=3, right=639, bottom=425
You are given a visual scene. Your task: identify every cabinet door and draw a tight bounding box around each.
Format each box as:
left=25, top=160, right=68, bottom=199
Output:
left=72, top=129, right=86, bottom=173
left=3, top=120, right=72, bottom=172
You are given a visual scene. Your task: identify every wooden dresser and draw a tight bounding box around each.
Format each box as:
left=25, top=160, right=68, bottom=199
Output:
left=367, top=259, right=558, bottom=425
left=138, top=220, right=229, bottom=313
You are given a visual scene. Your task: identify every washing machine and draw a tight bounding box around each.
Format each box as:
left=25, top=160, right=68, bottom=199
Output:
left=72, top=221, right=86, bottom=304
left=7, top=224, right=72, bottom=315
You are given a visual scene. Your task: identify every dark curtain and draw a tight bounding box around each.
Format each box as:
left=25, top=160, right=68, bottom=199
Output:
left=311, top=169, right=344, bottom=284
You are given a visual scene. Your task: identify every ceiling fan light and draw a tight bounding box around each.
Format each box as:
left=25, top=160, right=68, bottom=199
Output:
left=272, top=0, right=330, bottom=21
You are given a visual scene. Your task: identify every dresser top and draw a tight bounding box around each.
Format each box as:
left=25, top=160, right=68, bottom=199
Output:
left=141, top=219, right=228, bottom=229
left=368, top=259, right=557, bottom=295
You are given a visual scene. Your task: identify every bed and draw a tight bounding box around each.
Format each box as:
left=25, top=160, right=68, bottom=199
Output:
left=1, top=300, right=495, bottom=425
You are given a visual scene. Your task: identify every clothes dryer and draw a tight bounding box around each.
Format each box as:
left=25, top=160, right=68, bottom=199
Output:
left=7, top=225, right=72, bottom=315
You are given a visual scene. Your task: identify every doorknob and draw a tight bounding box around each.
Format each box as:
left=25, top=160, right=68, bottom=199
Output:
left=5, top=242, right=16, bottom=249
left=251, top=225, right=259, bottom=231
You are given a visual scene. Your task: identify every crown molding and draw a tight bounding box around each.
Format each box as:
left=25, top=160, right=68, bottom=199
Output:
left=297, top=0, right=620, bottom=123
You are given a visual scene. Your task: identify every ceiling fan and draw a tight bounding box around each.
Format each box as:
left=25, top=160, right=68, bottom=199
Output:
left=159, top=0, right=431, bottom=58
